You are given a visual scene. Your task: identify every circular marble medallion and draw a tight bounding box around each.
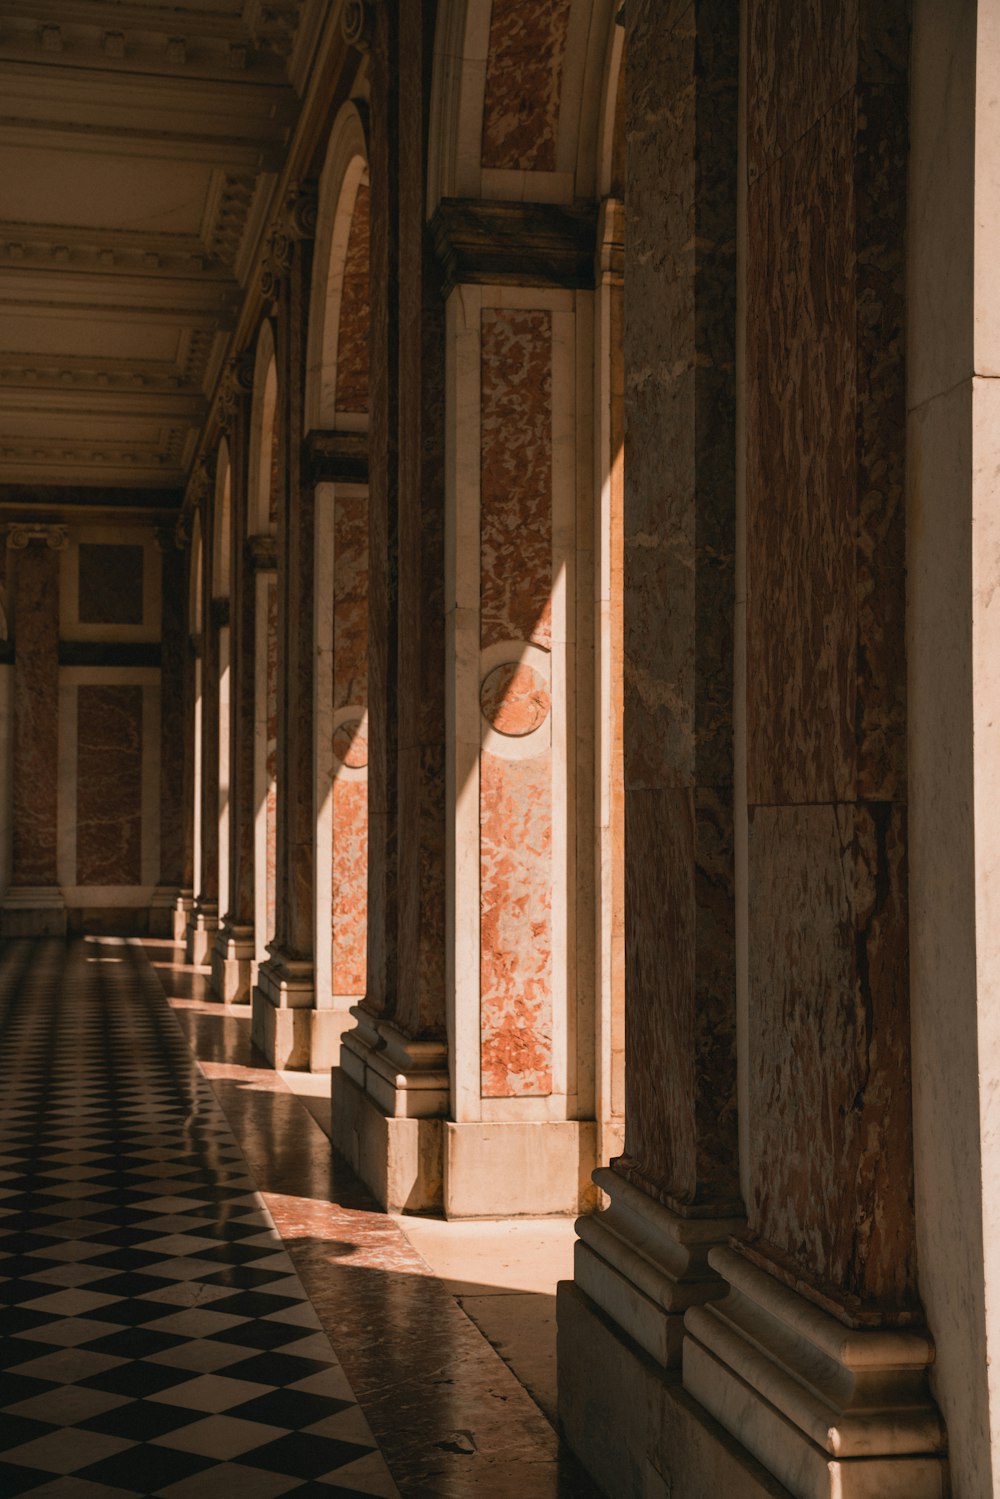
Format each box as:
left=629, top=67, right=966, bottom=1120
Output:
left=333, top=717, right=368, bottom=769
left=479, top=662, right=550, bottom=737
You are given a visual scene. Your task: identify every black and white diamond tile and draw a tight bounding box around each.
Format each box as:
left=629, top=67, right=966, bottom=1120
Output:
left=0, top=939, right=398, bottom=1497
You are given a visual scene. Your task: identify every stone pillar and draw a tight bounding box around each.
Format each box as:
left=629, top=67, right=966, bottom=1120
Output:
left=558, top=5, right=748, bottom=1495
left=682, top=4, right=947, bottom=1496
left=150, top=528, right=189, bottom=938
left=213, top=371, right=258, bottom=1001
left=186, top=493, right=220, bottom=966
left=333, top=0, right=449, bottom=1207
left=1, top=524, right=67, bottom=935
left=252, top=190, right=326, bottom=1068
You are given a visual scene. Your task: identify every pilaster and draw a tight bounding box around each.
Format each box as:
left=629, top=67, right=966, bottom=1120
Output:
left=559, top=0, right=744, bottom=1488
left=251, top=184, right=324, bottom=1067
left=2, top=524, right=67, bottom=935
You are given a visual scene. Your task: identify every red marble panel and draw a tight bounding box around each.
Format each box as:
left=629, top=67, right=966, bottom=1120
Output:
left=480, top=748, right=552, bottom=1097
left=332, top=489, right=368, bottom=996
left=78, top=543, right=144, bottom=626
left=76, top=685, right=142, bottom=886
left=268, top=409, right=280, bottom=528
left=480, top=0, right=572, bottom=172
left=335, top=182, right=370, bottom=416
left=480, top=309, right=552, bottom=651
left=746, top=94, right=857, bottom=806
left=745, top=802, right=915, bottom=1320
left=12, top=545, right=59, bottom=885
left=266, top=579, right=278, bottom=943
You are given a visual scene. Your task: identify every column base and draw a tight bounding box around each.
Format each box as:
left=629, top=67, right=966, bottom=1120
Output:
left=210, top=922, right=254, bottom=1004
left=251, top=951, right=317, bottom=1069
left=1, top=886, right=66, bottom=936
left=331, top=1065, right=444, bottom=1212
left=557, top=1279, right=794, bottom=1499
left=574, top=1167, right=745, bottom=1366
left=184, top=901, right=218, bottom=967
left=683, top=1247, right=947, bottom=1499
left=170, top=888, right=194, bottom=946
left=148, top=886, right=179, bottom=938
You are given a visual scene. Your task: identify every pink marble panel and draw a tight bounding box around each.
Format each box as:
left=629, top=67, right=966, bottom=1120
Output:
left=480, top=749, right=552, bottom=1096
left=76, top=685, right=142, bottom=886
left=480, top=0, right=572, bottom=172
left=335, top=182, right=370, bottom=416
left=266, top=579, right=278, bottom=943
left=480, top=309, right=552, bottom=650
left=268, top=408, right=280, bottom=528
left=332, top=489, right=368, bottom=994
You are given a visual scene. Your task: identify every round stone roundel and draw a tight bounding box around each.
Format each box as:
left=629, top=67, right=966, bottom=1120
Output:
left=333, top=717, right=368, bottom=769
left=479, top=662, right=550, bottom=737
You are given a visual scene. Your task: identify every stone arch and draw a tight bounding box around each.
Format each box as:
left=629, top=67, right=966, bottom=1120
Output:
left=427, top=0, right=617, bottom=211
left=306, top=102, right=370, bottom=435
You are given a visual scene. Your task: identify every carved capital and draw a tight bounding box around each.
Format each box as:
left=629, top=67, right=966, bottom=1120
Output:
left=218, top=350, right=255, bottom=429
left=259, top=183, right=318, bottom=299
left=342, top=0, right=374, bottom=51
left=7, top=524, right=68, bottom=551
left=430, top=198, right=598, bottom=295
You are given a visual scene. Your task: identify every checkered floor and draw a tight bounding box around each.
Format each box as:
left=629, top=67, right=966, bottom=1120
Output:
left=0, top=937, right=399, bottom=1497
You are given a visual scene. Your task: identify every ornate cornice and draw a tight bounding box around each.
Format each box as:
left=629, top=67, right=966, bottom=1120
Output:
left=430, top=198, right=598, bottom=296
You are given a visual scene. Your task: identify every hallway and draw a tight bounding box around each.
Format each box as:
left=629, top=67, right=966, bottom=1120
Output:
left=0, top=939, right=592, bottom=1497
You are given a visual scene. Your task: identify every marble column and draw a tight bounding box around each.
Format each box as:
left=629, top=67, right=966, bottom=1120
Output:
left=252, top=194, right=326, bottom=1069
left=2, top=525, right=67, bottom=935
left=186, top=496, right=220, bottom=967
left=150, top=530, right=188, bottom=938
left=333, top=2, right=452, bottom=1208
left=682, top=4, right=947, bottom=1496
left=213, top=377, right=257, bottom=1001
left=558, top=4, right=747, bottom=1496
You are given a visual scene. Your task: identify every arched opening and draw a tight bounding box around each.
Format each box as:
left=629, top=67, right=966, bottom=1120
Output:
left=212, top=440, right=233, bottom=929
left=307, top=103, right=371, bottom=1042
left=248, top=324, right=279, bottom=972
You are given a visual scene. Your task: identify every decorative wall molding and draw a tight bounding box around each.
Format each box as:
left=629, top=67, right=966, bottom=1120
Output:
left=430, top=198, right=598, bottom=294
left=217, top=350, right=256, bottom=430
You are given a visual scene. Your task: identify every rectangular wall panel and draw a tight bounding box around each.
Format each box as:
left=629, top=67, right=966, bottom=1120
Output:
left=76, top=685, right=143, bottom=886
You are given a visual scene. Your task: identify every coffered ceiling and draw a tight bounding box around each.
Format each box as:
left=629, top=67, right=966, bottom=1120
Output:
left=0, top=0, right=321, bottom=493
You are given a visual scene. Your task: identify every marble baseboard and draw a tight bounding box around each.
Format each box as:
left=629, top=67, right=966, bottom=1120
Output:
left=0, top=886, right=66, bottom=936
left=444, top=1119, right=598, bottom=1218
left=557, top=1279, right=794, bottom=1499
left=683, top=1248, right=947, bottom=1499
left=331, top=1065, right=444, bottom=1213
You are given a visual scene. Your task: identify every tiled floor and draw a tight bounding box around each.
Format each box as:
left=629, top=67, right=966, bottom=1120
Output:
left=0, top=938, right=601, bottom=1498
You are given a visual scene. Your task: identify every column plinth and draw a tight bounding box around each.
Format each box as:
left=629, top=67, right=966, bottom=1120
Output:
left=211, top=919, right=254, bottom=1003
left=251, top=951, right=316, bottom=1070
left=184, top=899, right=218, bottom=967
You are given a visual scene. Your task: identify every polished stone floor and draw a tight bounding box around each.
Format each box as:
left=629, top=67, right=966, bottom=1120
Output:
left=0, top=937, right=600, bottom=1497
